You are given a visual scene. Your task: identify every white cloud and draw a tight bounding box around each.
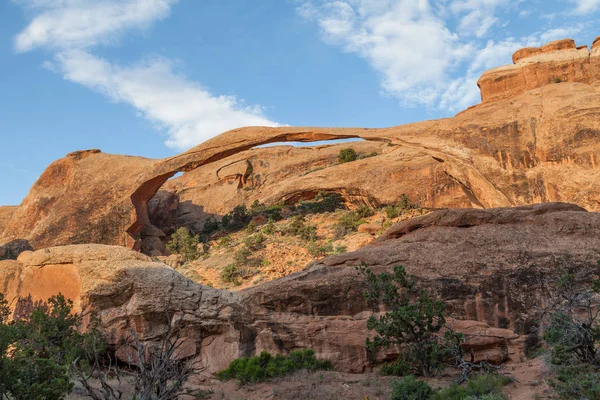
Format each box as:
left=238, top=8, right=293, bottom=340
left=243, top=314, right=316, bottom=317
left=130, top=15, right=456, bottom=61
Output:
left=51, top=51, right=281, bottom=150
left=570, top=0, right=600, bottom=14
left=14, top=0, right=177, bottom=52
left=14, top=0, right=280, bottom=149
left=448, top=0, right=515, bottom=37
left=299, top=0, right=590, bottom=112
left=299, top=0, right=474, bottom=106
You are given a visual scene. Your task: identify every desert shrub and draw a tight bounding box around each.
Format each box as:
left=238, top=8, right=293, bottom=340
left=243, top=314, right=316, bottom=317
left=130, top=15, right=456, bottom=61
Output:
left=553, top=77, right=563, bottom=83
left=167, top=227, right=199, bottom=262
left=536, top=270, right=600, bottom=399
left=434, top=374, right=511, bottom=400
left=262, top=219, right=276, bottom=235
left=297, top=191, right=344, bottom=214
left=222, top=205, right=250, bottom=231
left=338, top=148, right=358, bottom=163
left=549, top=364, right=600, bottom=399
left=285, top=215, right=317, bottom=241
left=397, top=194, right=416, bottom=210
left=307, top=241, right=347, bottom=258
left=220, top=264, right=240, bottom=284
left=381, top=359, right=411, bottom=377
left=391, top=375, right=434, bottom=400
left=217, top=349, right=332, bottom=384
left=202, top=218, right=220, bottom=235
left=243, top=233, right=266, bottom=251
left=218, top=235, right=232, bottom=248
left=285, top=215, right=306, bottom=236
left=233, top=246, right=262, bottom=267
left=384, top=194, right=418, bottom=220
left=356, top=205, right=375, bottom=218
left=385, top=205, right=400, bottom=219
left=0, top=293, right=83, bottom=400
left=250, top=200, right=265, bottom=214
left=358, top=151, right=379, bottom=160
left=333, top=211, right=364, bottom=239
left=307, top=241, right=333, bottom=258
left=541, top=272, right=600, bottom=366
left=357, top=263, right=446, bottom=377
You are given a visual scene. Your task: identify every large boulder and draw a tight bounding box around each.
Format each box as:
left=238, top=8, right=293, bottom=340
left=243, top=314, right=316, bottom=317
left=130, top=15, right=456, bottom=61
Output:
left=1, top=204, right=599, bottom=375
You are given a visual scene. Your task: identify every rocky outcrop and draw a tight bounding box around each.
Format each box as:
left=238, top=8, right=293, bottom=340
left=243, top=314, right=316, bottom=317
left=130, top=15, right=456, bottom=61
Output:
left=478, top=38, right=600, bottom=103
left=1, top=37, right=600, bottom=253
left=0, top=150, right=157, bottom=250
left=0, top=239, right=33, bottom=261
left=1, top=204, right=598, bottom=375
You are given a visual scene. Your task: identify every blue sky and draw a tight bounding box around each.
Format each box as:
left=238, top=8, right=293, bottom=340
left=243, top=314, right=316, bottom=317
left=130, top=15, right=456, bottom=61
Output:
left=1, top=0, right=599, bottom=205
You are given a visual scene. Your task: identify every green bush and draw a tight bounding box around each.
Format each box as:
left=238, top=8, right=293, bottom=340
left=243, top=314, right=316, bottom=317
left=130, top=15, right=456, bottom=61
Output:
left=338, top=148, right=358, bottom=163
left=333, top=211, right=364, bottom=239
left=262, top=220, right=276, bottom=235
left=381, top=359, right=411, bottom=376
left=549, top=364, right=600, bottom=399
left=434, top=374, right=511, bottom=400
left=218, top=235, right=232, bottom=248
left=167, top=227, right=199, bottom=263
left=357, top=263, right=446, bottom=377
left=0, top=293, right=84, bottom=400
left=391, top=376, right=434, bottom=400
left=358, top=151, right=379, bottom=160
left=297, top=191, right=344, bottom=214
left=285, top=215, right=318, bottom=241
left=243, top=233, right=266, bottom=251
left=222, top=205, right=250, bottom=231
left=202, top=218, right=220, bottom=235
left=356, top=205, right=375, bottom=218
left=217, top=349, right=332, bottom=384
left=385, top=205, right=400, bottom=219
left=220, top=264, right=239, bottom=284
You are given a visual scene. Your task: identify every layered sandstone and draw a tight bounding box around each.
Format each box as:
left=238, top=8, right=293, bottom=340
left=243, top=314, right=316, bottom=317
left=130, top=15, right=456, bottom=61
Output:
left=478, top=37, right=600, bottom=102
left=1, top=37, right=600, bottom=253
left=1, top=204, right=598, bottom=375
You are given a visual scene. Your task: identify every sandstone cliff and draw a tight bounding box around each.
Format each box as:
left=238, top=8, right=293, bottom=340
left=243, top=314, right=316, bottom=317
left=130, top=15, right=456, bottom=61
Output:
left=2, top=204, right=598, bottom=375
left=1, top=37, right=600, bottom=256
left=478, top=37, right=600, bottom=102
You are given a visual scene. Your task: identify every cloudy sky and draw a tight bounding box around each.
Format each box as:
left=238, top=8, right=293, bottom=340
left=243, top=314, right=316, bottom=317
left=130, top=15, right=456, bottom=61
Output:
left=1, top=0, right=599, bottom=205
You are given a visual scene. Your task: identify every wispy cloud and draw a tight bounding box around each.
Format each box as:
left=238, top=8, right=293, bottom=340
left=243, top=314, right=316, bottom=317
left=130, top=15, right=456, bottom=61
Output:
left=299, top=0, right=592, bottom=112
left=570, top=0, right=600, bottom=14
left=13, top=0, right=280, bottom=150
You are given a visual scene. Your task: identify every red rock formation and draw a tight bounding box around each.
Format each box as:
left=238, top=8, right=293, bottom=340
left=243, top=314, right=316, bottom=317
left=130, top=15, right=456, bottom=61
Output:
left=1, top=37, right=599, bottom=253
left=1, top=204, right=599, bottom=374
left=479, top=38, right=600, bottom=102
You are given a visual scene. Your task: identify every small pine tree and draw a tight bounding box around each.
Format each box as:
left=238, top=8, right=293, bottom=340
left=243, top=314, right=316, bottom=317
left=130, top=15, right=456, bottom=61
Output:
left=357, top=263, right=446, bottom=377
left=167, top=227, right=199, bottom=263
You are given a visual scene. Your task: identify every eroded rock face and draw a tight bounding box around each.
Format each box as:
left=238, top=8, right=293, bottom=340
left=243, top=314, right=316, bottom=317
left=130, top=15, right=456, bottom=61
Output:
left=158, top=141, right=469, bottom=232
left=0, top=239, right=33, bottom=261
left=1, top=204, right=598, bottom=375
left=478, top=38, right=600, bottom=103
left=1, top=37, right=600, bottom=253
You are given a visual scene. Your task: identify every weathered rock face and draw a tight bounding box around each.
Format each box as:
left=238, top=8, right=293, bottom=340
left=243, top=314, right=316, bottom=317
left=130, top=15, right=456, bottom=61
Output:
left=0, top=150, right=157, bottom=250
left=159, top=141, right=469, bottom=232
left=0, top=239, right=33, bottom=261
left=1, top=204, right=599, bottom=374
left=478, top=38, right=600, bottom=103
left=1, top=37, right=600, bottom=252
